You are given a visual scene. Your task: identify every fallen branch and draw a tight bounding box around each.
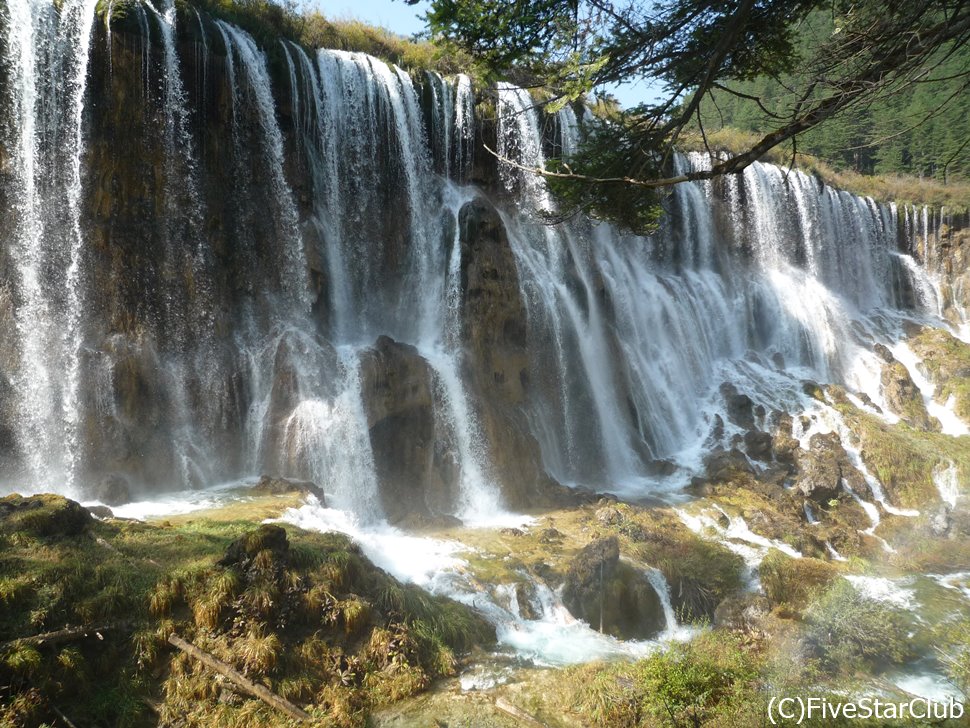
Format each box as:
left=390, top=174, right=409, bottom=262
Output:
left=51, top=706, right=79, bottom=728
left=495, top=696, right=547, bottom=726
left=1, top=623, right=127, bottom=651
left=167, top=634, right=310, bottom=722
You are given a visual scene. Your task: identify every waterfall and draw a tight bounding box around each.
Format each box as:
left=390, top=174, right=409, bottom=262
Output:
left=0, top=16, right=962, bottom=525
left=492, top=83, right=953, bottom=494
left=933, top=463, right=960, bottom=508
left=0, top=0, right=99, bottom=493
left=216, top=21, right=309, bottom=310
left=453, top=74, right=475, bottom=181
left=645, top=568, right=679, bottom=635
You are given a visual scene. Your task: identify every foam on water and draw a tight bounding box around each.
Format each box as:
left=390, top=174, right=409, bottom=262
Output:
left=844, top=575, right=918, bottom=610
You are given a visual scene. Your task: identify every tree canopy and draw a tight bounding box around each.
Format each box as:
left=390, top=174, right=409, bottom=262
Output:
left=410, top=0, right=970, bottom=231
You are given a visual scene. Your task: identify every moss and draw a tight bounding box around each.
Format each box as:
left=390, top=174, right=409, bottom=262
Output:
left=833, top=398, right=970, bottom=510
left=805, top=579, right=914, bottom=673
left=0, top=502, right=493, bottom=727
left=0, top=493, right=92, bottom=538
left=759, top=550, right=839, bottom=615
left=910, top=327, right=970, bottom=422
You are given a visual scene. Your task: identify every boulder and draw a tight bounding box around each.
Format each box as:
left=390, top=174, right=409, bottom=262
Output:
left=873, top=342, right=895, bottom=363
left=561, top=536, right=664, bottom=639
left=458, top=197, right=561, bottom=508
left=880, top=360, right=938, bottom=431
left=703, top=447, right=754, bottom=482
left=719, top=382, right=755, bottom=429
left=795, top=433, right=847, bottom=501
left=0, top=493, right=92, bottom=538
left=359, top=335, right=456, bottom=522
left=743, top=429, right=773, bottom=461
left=91, top=473, right=131, bottom=506
left=87, top=504, right=114, bottom=519
left=251, top=474, right=324, bottom=503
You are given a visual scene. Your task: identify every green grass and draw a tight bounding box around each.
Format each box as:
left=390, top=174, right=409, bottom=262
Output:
left=0, top=495, right=493, bottom=728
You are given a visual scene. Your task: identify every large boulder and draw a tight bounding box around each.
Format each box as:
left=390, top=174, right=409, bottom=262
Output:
left=794, top=432, right=855, bottom=502
left=561, top=536, right=664, bottom=639
left=703, top=447, right=754, bottom=482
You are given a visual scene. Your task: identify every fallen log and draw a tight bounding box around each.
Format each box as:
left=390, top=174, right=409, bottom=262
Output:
left=1, top=623, right=125, bottom=651
left=167, top=634, right=310, bottom=722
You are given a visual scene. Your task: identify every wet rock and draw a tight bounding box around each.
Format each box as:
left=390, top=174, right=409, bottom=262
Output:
left=514, top=582, right=540, bottom=620
left=930, top=505, right=952, bottom=537
left=561, top=536, right=663, bottom=639
left=87, top=504, right=114, bottom=519
left=359, top=335, right=455, bottom=522
left=709, top=414, right=725, bottom=442
left=743, top=430, right=773, bottom=461
left=719, top=382, right=755, bottom=429
left=703, top=447, right=754, bottom=482
left=251, top=474, right=324, bottom=503
left=645, top=459, right=678, bottom=477
left=881, top=360, right=938, bottom=431
left=500, top=527, right=524, bottom=537
left=771, top=352, right=786, bottom=369
left=856, top=391, right=882, bottom=413
left=458, top=197, right=560, bottom=508
left=874, top=343, right=895, bottom=363
left=0, top=493, right=92, bottom=538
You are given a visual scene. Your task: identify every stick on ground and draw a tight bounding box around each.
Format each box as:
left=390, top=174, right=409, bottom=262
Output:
left=167, top=633, right=310, bottom=722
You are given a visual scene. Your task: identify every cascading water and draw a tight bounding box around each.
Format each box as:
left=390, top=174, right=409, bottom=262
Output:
left=0, top=0, right=99, bottom=493
left=0, top=11, right=962, bottom=528
left=492, top=89, right=961, bottom=495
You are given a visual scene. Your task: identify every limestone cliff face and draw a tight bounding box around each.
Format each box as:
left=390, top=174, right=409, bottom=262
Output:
left=458, top=197, right=561, bottom=508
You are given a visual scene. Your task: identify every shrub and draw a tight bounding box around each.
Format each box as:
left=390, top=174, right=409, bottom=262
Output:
left=760, top=550, right=838, bottom=614
left=804, top=579, right=913, bottom=673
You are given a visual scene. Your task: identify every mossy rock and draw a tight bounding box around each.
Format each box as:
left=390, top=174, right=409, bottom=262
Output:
left=561, top=536, right=664, bottom=638
left=880, top=360, right=939, bottom=431
left=910, top=327, right=970, bottom=421
left=0, top=493, right=92, bottom=539
left=218, top=523, right=289, bottom=567
left=759, top=549, right=839, bottom=614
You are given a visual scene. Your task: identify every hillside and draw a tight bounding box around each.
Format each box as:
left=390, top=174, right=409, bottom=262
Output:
left=699, top=10, right=970, bottom=184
